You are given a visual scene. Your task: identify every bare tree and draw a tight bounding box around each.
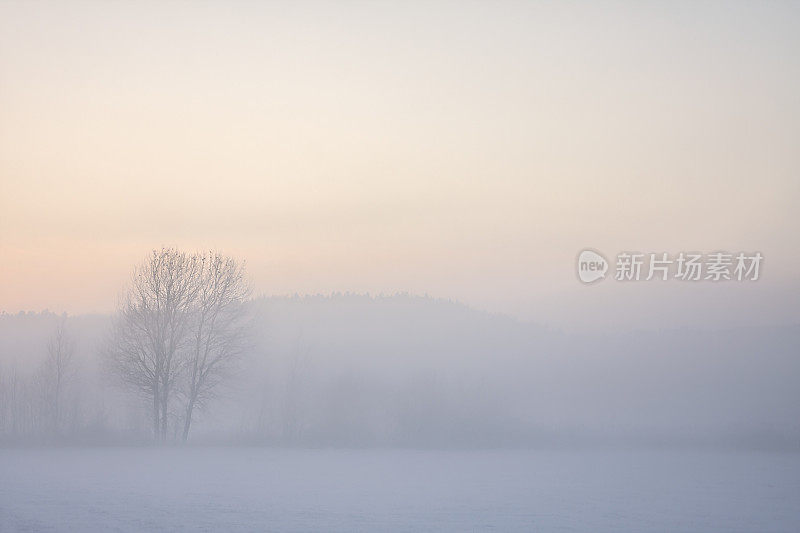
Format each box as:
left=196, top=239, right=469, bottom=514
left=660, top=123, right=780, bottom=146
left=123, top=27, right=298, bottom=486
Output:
left=105, top=248, right=251, bottom=443
left=105, top=248, right=201, bottom=442
left=7, top=363, right=38, bottom=438
left=282, top=330, right=313, bottom=443
left=39, top=315, right=76, bottom=435
left=181, top=252, right=251, bottom=441
left=0, top=364, right=6, bottom=437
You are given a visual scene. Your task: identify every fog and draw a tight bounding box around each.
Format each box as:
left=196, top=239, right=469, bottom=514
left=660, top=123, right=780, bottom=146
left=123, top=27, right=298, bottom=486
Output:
left=2, top=294, right=797, bottom=450
left=2, top=1, right=800, bottom=530
left=2, top=294, right=799, bottom=530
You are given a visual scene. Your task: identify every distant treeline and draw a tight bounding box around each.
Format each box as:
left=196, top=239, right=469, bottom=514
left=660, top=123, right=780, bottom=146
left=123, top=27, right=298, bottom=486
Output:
left=1, top=294, right=799, bottom=449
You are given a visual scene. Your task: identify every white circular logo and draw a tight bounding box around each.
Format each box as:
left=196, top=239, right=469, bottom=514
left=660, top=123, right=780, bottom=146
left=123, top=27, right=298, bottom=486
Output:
left=577, top=249, right=608, bottom=283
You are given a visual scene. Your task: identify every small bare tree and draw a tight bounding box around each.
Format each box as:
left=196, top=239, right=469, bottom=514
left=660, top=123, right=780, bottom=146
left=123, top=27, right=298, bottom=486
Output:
left=181, top=252, right=251, bottom=441
left=39, top=316, right=76, bottom=435
left=0, top=364, right=6, bottom=437
left=282, top=330, right=313, bottom=443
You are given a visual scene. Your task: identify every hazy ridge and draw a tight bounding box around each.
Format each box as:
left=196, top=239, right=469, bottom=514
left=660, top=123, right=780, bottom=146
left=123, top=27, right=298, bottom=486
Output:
left=1, top=294, right=798, bottom=449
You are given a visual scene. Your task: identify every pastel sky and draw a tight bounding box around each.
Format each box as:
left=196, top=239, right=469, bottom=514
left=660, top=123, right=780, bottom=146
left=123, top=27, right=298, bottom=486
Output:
left=1, top=1, right=798, bottom=329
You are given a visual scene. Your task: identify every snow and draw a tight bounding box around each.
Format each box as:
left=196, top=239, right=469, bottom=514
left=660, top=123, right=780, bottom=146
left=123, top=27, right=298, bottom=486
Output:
left=1, top=448, right=798, bottom=532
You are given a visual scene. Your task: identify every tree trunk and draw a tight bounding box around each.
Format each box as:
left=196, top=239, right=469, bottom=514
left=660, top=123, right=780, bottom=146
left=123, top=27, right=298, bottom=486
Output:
left=160, top=388, right=168, bottom=443
left=152, top=381, right=159, bottom=442
left=182, top=396, right=195, bottom=442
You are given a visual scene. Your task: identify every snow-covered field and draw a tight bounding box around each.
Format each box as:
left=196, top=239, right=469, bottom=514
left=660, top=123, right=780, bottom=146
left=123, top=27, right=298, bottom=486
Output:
left=1, top=448, right=798, bottom=532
